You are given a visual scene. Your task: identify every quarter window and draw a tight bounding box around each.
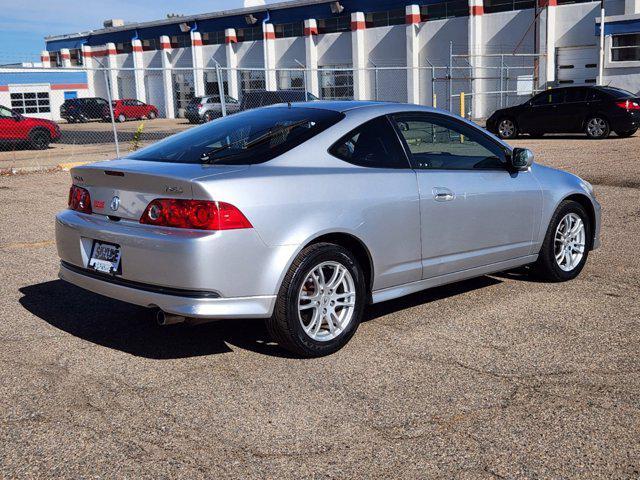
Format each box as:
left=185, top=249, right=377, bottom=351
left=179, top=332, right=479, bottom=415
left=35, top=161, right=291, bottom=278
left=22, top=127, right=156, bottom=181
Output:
left=392, top=114, right=506, bottom=170
left=329, top=116, right=408, bottom=169
left=565, top=88, right=587, bottom=103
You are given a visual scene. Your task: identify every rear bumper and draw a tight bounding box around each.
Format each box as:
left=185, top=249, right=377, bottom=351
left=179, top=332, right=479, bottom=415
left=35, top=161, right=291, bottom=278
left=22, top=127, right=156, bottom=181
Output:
left=59, top=262, right=276, bottom=318
left=55, top=209, right=297, bottom=317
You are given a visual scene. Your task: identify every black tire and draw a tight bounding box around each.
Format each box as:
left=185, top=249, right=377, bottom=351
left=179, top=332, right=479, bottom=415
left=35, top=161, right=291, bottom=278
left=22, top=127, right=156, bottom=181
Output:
left=615, top=128, right=637, bottom=138
left=29, top=129, right=50, bottom=150
left=585, top=116, right=610, bottom=139
left=204, top=111, right=216, bottom=123
left=117, top=114, right=126, bottom=123
left=531, top=200, right=592, bottom=282
left=266, top=243, right=366, bottom=357
left=148, top=111, right=157, bottom=120
left=496, top=117, right=518, bottom=139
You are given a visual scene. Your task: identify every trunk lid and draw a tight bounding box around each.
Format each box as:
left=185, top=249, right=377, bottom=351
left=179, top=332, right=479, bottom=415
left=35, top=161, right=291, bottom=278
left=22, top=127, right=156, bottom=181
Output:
left=70, top=159, right=248, bottom=221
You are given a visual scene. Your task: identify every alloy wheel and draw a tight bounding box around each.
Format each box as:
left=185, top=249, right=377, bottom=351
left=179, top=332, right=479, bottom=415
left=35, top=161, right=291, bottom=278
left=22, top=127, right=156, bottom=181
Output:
left=587, top=117, right=606, bottom=137
left=498, top=119, right=515, bottom=138
left=554, top=213, right=586, bottom=272
left=297, top=261, right=356, bottom=342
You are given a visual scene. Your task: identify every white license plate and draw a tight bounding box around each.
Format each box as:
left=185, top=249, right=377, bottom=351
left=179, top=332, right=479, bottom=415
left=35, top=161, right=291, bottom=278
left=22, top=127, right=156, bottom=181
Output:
left=88, top=241, right=121, bottom=274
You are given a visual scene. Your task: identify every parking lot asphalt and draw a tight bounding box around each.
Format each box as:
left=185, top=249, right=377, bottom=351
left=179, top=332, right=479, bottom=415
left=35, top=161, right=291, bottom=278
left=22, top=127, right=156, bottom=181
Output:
left=1, top=135, right=639, bottom=478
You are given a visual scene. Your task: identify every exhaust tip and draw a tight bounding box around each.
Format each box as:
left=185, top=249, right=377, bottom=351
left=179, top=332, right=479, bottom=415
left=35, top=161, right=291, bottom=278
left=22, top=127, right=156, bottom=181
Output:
left=156, top=310, right=186, bottom=326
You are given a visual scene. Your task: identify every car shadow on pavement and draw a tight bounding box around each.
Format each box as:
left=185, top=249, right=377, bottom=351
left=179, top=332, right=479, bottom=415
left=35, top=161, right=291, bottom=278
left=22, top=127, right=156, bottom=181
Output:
left=20, top=275, right=504, bottom=360
left=19, top=280, right=294, bottom=360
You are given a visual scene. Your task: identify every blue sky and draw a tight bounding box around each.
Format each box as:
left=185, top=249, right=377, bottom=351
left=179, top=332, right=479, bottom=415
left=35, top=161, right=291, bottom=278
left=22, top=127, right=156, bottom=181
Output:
left=0, top=0, right=276, bottom=63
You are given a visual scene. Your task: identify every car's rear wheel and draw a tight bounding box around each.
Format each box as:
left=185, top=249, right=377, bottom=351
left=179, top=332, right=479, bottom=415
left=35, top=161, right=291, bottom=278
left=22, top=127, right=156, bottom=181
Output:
left=615, top=128, right=637, bottom=138
left=531, top=200, right=591, bottom=282
left=29, top=129, right=50, bottom=150
left=266, top=243, right=365, bottom=357
left=497, top=118, right=518, bottom=139
left=118, top=114, right=126, bottom=123
left=204, top=111, right=216, bottom=123
left=585, top=116, right=610, bottom=139
left=148, top=111, right=157, bottom=120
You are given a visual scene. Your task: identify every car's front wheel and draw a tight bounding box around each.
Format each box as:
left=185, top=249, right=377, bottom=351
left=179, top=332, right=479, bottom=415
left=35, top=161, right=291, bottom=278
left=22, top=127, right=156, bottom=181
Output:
left=497, top=117, right=518, bottom=139
left=532, top=200, right=591, bottom=282
left=117, top=114, right=126, bottom=123
left=585, top=116, right=610, bottom=139
left=148, top=111, right=157, bottom=120
left=615, top=128, right=637, bottom=138
left=29, top=129, right=50, bottom=150
left=266, top=243, right=365, bottom=357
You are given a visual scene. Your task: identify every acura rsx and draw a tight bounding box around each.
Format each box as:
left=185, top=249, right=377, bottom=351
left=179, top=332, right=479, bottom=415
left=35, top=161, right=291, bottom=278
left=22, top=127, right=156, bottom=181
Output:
left=56, top=101, right=601, bottom=357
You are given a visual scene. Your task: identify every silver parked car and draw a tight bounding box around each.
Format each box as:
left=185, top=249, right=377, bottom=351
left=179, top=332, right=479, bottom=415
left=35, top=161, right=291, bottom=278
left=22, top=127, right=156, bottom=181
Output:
left=56, top=101, right=601, bottom=357
left=185, top=95, right=241, bottom=123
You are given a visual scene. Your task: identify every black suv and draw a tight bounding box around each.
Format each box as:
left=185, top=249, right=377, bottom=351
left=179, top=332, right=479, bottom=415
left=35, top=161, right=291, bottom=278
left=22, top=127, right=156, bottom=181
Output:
left=487, top=86, right=640, bottom=139
left=239, top=90, right=318, bottom=111
left=60, top=97, right=110, bottom=123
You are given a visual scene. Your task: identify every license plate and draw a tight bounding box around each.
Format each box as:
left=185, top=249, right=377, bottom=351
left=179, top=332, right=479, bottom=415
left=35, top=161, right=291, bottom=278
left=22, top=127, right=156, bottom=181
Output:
left=88, top=241, right=121, bottom=274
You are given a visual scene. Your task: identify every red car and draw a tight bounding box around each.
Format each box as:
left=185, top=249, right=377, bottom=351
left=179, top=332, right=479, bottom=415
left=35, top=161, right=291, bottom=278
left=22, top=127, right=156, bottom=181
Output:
left=110, top=99, right=159, bottom=122
left=0, top=105, right=61, bottom=150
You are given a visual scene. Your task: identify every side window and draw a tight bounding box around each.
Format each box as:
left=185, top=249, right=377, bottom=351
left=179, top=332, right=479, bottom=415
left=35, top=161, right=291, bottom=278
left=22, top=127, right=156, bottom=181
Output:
left=586, top=89, right=602, bottom=101
left=329, top=116, right=408, bottom=169
left=531, top=90, right=564, bottom=106
left=565, top=88, right=587, bottom=103
left=392, top=114, right=506, bottom=170
left=0, top=106, right=13, bottom=118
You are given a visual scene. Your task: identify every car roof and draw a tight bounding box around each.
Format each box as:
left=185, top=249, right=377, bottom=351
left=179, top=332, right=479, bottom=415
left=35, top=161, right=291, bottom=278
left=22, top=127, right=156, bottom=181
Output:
left=274, top=100, right=428, bottom=113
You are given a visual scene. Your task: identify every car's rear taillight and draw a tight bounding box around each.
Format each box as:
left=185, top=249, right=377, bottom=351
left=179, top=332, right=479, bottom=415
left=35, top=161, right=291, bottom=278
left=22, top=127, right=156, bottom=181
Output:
left=68, top=185, right=92, bottom=214
left=197, top=104, right=203, bottom=108
left=616, top=100, right=640, bottom=111
left=140, top=199, right=252, bottom=231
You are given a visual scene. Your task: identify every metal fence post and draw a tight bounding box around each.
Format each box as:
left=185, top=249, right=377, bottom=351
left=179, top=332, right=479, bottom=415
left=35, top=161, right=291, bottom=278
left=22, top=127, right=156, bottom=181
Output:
left=500, top=54, right=505, bottom=109
left=215, top=63, right=227, bottom=117
left=448, top=42, right=453, bottom=112
left=102, top=68, right=120, bottom=158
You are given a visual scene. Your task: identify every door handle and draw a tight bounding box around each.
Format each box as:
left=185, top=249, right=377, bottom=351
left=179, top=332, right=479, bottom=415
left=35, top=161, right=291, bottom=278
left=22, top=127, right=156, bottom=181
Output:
left=432, top=187, right=455, bottom=202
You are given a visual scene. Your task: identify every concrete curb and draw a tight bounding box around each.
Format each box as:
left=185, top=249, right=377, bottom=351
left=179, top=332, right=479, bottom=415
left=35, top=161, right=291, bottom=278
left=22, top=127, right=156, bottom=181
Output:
left=0, top=161, right=93, bottom=176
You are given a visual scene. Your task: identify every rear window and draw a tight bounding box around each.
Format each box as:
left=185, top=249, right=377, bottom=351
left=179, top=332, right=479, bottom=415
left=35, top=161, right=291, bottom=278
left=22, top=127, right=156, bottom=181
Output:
left=128, top=107, right=344, bottom=165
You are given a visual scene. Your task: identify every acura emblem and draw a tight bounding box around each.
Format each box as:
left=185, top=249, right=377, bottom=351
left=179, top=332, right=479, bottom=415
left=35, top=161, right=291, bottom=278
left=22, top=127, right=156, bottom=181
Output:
left=110, top=196, right=120, bottom=211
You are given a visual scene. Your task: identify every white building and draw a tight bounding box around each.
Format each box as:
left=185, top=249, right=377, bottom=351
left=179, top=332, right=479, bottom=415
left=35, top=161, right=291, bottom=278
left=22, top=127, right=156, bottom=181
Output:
left=37, top=0, right=640, bottom=119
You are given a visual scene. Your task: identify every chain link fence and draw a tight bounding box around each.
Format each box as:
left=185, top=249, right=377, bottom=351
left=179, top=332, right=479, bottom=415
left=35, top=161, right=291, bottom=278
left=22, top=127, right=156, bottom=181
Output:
left=0, top=56, right=543, bottom=172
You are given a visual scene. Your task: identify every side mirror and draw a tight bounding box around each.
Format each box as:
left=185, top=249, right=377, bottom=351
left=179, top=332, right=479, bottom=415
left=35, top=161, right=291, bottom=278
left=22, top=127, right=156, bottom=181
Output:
left=510, top=147, right=534, bottom=171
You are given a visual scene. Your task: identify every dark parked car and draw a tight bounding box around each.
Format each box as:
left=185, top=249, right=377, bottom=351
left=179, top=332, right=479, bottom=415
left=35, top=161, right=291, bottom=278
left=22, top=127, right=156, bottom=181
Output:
left=487, top=86, right=640, bottom=139
left=60, top=97, right=110, bottom=123
left=0, top=105, right=61, bottom=150
left=239, top=90, right=318, bottom=111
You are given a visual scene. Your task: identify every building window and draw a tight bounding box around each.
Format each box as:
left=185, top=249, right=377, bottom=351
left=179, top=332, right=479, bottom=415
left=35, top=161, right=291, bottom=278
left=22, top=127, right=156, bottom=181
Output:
left=317, top=16, right=351, bottom=34
left=319, top=66, right=353, bottom=100
left=241, top=70, right=266, bottom=94
left=10, top=92, right=50, bottom=114
left=70, top=48, right=83, bottom=66
left=202, top=31, right=226, bottom=45
left=274, top=22, right=304, bottom=38
left=115, top=41, right=132, bottom=54
left=50, top=51, right=62, bottom=67
left=277, top=70, right=305, bottom=90
left=170, top=34, right=191, bottom=48
left=420, top=0, right=469, bottom=20
left=611, top=33, right=640, bottom=62
left=365, top=9, right=406, bottom=28
left=484, top=0, right=535, bottom=13
left=142, top=39, right=159, bottom=51
left=237, top=27, right=262, bottom=42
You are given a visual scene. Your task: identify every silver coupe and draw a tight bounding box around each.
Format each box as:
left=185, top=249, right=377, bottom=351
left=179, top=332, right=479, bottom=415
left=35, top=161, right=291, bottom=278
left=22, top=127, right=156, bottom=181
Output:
left=56, top=101, right=601, bottom=357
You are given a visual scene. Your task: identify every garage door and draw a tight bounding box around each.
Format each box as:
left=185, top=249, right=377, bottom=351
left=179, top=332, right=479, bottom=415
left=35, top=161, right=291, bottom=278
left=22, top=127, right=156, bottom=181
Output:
left=556, top=46, right=598, bottom=85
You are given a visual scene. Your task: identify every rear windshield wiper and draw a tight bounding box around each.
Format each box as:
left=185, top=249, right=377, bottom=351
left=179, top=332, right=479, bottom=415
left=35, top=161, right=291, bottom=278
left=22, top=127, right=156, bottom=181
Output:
left=199, top=119, right=311, bottom=164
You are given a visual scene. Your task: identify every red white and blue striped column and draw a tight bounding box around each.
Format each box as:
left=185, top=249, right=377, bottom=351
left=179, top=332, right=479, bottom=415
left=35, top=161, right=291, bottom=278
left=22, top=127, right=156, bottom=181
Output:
left=132, top=39, right=147, bottom=102
left=351, top=12, right=367, bottom=100
left=263, top=23, right=277, bottom=91
left=225, top=29, right=240, bottom=101
left=539, top=0, right=557, bottom=86
left=406, top=5, right=421, bottom=104
left=304, top=19, right=320, bottom=97
left=191, top=31, right=206, bottom=96
left=159, top=35, right=175, bottom=118
left=40, top=51, right=51, bottom=68
left=60, top=48, right=72, bottom=68
left=106, top=43, right=120, bottom=100
left=81, top=44, right=96, bottom=97
left=468, top=0, right=484, bottom=118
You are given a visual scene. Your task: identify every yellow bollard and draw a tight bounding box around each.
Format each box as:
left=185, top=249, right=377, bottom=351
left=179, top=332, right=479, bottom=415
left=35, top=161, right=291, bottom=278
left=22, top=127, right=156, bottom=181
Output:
left=433, top=93, right=437, bottom=109
left=460, top=92, right=465, bottom=118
